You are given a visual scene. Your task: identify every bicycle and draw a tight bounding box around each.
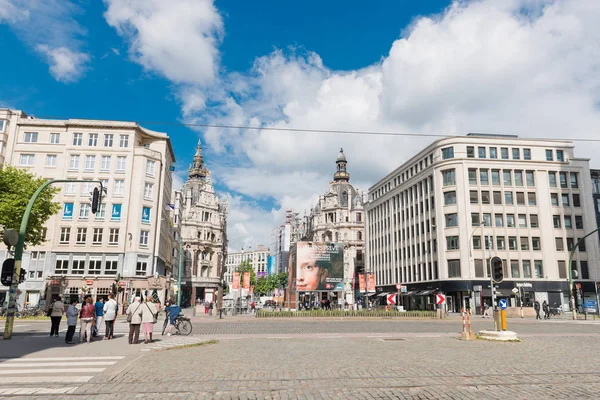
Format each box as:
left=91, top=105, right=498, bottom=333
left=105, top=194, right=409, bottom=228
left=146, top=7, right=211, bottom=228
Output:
left=161, top=311, right=192, bottom=336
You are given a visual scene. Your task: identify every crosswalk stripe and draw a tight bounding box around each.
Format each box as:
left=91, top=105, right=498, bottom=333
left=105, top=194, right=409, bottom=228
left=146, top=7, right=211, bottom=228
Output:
left=0, top=361, right=118, bottom=368
left=0, top=368, right=106, bottom=375
left=0, top=376, right=93, bottom=384
left=0, top=356, right=124, bottom=362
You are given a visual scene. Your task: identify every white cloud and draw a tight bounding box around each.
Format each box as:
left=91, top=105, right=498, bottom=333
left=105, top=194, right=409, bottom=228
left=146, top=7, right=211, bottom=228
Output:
left=103, top=0, right=223, bottom=85
left=0, top=0, right=90, bottom=82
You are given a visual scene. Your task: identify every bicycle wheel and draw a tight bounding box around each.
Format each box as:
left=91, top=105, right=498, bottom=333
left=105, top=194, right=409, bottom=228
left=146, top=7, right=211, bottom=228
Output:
left=162, top=317, right=168, bottom=335
left=177, top=319, right=192, bottom=336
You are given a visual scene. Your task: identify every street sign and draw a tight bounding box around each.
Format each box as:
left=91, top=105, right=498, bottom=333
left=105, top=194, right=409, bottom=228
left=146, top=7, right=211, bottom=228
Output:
left=396, top=284, right=401, bottom=290
left=498, top=299, right=508, bottom=310
left=387, top=294, right=396, bottom=305
left=511, top=288, right=519, bottom=294
left=436, top=294, right=446, bottom=305
left=401, top=286, right=407, bottom=293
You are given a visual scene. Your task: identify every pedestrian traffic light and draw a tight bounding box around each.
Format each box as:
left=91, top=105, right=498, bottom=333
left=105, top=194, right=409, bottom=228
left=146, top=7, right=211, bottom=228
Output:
left=91, top=187, right=100, bottom=214
left=1, top=259, right=15, bottom=286
left=19, top=269, right=26, bottom=284
left=491, top=256, right=504, bottom=283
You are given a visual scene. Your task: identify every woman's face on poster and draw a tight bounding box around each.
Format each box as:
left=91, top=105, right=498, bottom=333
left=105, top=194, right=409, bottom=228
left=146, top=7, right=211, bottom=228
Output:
left=297, top=261, right=323, bottom=290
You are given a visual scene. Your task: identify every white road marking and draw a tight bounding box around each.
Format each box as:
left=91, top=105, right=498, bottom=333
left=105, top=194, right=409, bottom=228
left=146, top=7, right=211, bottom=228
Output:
left=0, top=356, right=124, bottom=362
left=0, top=367, right=106, bottom=374
left=0, top=361, right=118, bottom=368
left=0, top=376, right=93, bottom=384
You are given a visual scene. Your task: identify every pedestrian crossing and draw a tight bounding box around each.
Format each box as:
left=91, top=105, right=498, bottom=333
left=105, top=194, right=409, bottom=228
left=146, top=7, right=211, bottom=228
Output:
left=0, top=356, right=124, bottom=396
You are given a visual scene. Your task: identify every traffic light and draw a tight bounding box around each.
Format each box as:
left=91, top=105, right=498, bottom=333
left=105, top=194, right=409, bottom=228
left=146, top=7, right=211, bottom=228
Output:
left=491, top=256, right=504, bottom=283
left=19, top=269, right=26, bottom=284
left=1, top=259, right=15, bottom=286
left=91, top=187, right=100, bottom=214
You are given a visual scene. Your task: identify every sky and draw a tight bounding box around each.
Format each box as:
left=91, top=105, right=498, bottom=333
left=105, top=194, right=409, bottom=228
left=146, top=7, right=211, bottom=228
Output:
left=1, top=0, right=600, bottom=252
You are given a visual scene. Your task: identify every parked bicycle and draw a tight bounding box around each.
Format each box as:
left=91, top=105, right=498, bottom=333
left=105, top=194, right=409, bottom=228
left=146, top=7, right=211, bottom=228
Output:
left=161, top=310, right=192, bottom=336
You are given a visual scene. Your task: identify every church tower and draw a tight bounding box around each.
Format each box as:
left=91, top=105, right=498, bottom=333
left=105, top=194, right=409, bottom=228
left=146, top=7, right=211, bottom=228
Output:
left=333, top=148, right=350, bottom=182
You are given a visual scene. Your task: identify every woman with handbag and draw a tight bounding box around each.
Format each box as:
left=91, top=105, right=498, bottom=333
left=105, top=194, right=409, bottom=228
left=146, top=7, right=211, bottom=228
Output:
left=79, top=296, right=96, bottom=344
left=48, top=296, right=64, bottom=337
left=103, top=293, right=118, bottom=340
left=126, top=296, right=143, bottom=344
left=141, top=296, right=157, bottom=344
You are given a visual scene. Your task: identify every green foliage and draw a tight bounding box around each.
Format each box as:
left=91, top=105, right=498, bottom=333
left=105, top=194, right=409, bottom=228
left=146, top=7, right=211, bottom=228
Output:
left=251, top=272, right=290, bottom=296
left=0, top=166, right=60, bottom=247
left=236, top=259, right=257, bottom=287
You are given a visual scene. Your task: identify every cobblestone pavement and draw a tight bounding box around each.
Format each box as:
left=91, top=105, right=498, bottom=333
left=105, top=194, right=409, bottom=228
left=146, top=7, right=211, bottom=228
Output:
left=4, top=319, right=600, bottom=399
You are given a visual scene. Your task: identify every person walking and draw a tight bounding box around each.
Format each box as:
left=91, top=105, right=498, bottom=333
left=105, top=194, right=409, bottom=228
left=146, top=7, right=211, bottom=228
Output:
left=482, top=302, right=491, bottom=318
left=542, top=300, right=550, bottom=320
left=250, top=301, right=256, bottom=314
left=79, top=297, right=96, bottom=344
left=141, top=296, right=157, bottom=344
left=204, top=301, right=209, bottom=314
left=208, top=301, right=213, bottom=316
left=93, top=298, right=104, bottom=337
left=103, top=293, right=117, bottom=340
left=48, top=296, right=64, bottom=337
left=126, top=296, right=143, bottom=344
left=65, top=299, right=79, bottom=344
left=534, top=301, right=541, bottom=320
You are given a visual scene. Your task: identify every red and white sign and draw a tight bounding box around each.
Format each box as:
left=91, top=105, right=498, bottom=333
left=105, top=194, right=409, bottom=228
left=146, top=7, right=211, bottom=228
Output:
left=396, top=284, right=401, bottom=290
left=118, top=281, right=127, bottom=287
left=436, top=294, right=446, bottom=305
left=51, top=280, right=60, bottom=285
left=387, top=294, right=396, bottom=305
left=85, top=280, right=93, bottom=285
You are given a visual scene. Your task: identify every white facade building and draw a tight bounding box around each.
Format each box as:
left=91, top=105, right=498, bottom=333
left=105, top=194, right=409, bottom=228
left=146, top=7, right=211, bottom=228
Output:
left=0, top=109, right=176, bottom=307
left=225, top=245, right=270, bottom=285
left=366, top=134, right=600, bottom=313
left=179, top=141, right=227, bottom=304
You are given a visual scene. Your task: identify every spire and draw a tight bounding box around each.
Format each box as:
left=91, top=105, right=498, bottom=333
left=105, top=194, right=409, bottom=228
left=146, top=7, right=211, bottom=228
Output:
left=188, top=139, right=207, bottom=180
left=333, top=148, right=350, bottom=182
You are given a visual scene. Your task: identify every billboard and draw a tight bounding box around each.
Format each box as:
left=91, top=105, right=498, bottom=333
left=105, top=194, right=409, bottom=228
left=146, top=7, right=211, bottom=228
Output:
left=292, top=242, right=343, bottom=291
left=267, top=256, right=274, bottom=275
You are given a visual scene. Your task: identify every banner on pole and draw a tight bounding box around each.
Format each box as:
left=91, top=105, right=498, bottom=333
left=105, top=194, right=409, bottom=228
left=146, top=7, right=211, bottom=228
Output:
left=359, top=274, right=366, bottom=293
left=243, top=272, right=250, bottom=289
left=232, top=272, right=240, bottom=290
left=368, top=273, right=376, bottom=293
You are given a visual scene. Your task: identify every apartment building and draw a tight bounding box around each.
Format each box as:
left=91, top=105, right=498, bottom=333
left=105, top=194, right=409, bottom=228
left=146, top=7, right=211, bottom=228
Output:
left=0, top=109, right=175, bottom=307
left=365, top=134, right=600, bottom=313
left=225, top=245, right=270, bottom=286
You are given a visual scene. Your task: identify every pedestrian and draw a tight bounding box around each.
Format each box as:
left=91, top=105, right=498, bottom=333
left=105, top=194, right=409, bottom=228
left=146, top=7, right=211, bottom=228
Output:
left=204, top=300, right=209, bottom=314
left=126, top=296, right=143, bottom=344
left=542, top=300, right=550, bottom=319
left=103, top=293, right=117, bottom=340
left=250, top=301, right=256, bottom=313
left=79, top=297, right=96, bottom=344
left=93, top=297, right=104, bottom=337
left=141, top=296, right=157, bottom=344
left=534, top=301, right=541, bottom=320
left=165, top=301, right=182, bottom=336
left=482, top=302, right=490, bottom=318
left=65, top=299, right=78, bottom=344
left=209, top=301, right=214, bottom=316
left=48, top=296, right=64, bottom=337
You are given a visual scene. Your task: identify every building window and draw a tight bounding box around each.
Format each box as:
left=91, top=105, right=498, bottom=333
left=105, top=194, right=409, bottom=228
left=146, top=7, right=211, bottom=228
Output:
left=572, top=194, right=580, bottom=207
left=472, top=235, right=482, bottom=250
left=478, top=147, right=486, bottom=158
left=109, top=228, right=119, bottom=245
left=575, top=215, right=583, bottom=229
left=516, top=192, right=525, bottom=205
left=483, top=213, right=491, bottom=226
left=443, top=191, right=456, bottom=205
left=494, top=214, right=503, bottom=227
left=508, top=236, right=517, bottom=250
left=471, top=213, right=480, bottom=226
left=85, top=155, right=95, bottom=171
left=546, top=149, right=553, bottom=161
left=566, top=238, right=574, bottom=251
left=503, top=170, right=512, bottom=186
left=527, top=192, right=536, bottom=206
left=105, top=260, right=118, bottom=275
left=511, top=261, right=520, bottom=278
left=357, top=231, right=363, bottom=240
left=504, top=192, right=513, bottom=205
left=72, top=259, right=85, bottom=274
left=46, top=155, right=57, bottom=167
left=24, top=132, right=38, bottom=143
left=445, top=213, right=457, bottom=228
left=100, top=156, right=111, bottom=171
left=556, top=150, right=564, bottom=161
left=116, top=156, right=126, bottom=172
left=104, top=134, right=113, bottom=147
left=530, top=214, right=539, bottom=228
left=578, top=238, right=586, bottom=252
left=466, top=169, right=477, bottom=185
left=548, top=172, right=557, bottom=188
left=69, top=154, right=80, bottom=170
left=555, top=237, right=564, bottom=251
left=79, top=204, right=91, bottom=219
left=480, top=169, right=489, bottom=185
left=532, top=237, right=541, bottom=250
left=564, top=216, right=572, bottom=229
left=448, top=260, right=461, bottom=278
left=73, top=133, right=83, bottom=146
left=146, top=160, right=156, bottom=176
left=140, top=231, right=149, bottom=247
left=501, top=147, right=509, bottom=159
left=59, top=227, right=70, bottom=243
left=446, top=236, right=459, bottom=250
left=481, top=191, right=491, bottom=205
left=559, top=172, right=568, bottom=188
left=490, top=147, right=498, bottom=159
left=55, top=259, right=69, bottom=274
left=356, top=213, right=362, bottom=222
left=470, top=190, right=478, bottom=204
left=95, top=203, right=106, bottom=220
left=553, top=215, right=561, bottom=228
left=441, top=147, right=454, bottom=159
left=512, top=148, right=520, bottom=160
left=19, top=154, right=35, bottom=166
left=520, top=236, right=529, bottom=250
left=119, top=135, right=129, bottom=148
left=514, top=170, right=523, bottom=186
left=561, top=193, right=570, bottom=207
left=580, top=261, right=589, bottom=279
left=144, top=182, right=154, bottom=200
left=551, top=193, right=559, bottom=206
left=89, top=133, right=98, bottom=146
left=76, top=228, right=87, bottom=244
left=526, top=171, right=535, bottom=186
left=506, top=214, right=515, bottom=227
left=442, top=169, right=455, bottom=186
left=523, top=148, right=531, bottom=160
left=493, top=191, right=502, bottom=204
left=136, top=260, right=148, bottom=276
left=491, top=170, right=500, bottom=185
left=570, top=173, right=578, bottom=188
left=92, top=228, right=103, bottom=244
left=497, top=236, right=505, bottom=250
left=50, top=133, right=60, bottom=144
left=522, top=260, right=532, bottom=279
left=89, top=260, right=102, bottom=275
left=467, top=146, right=475, bottom=158
left=114, top=180, right=124, bottom=196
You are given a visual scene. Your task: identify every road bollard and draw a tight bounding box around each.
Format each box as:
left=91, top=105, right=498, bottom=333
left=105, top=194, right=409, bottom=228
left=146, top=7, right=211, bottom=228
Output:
left=501, top=309, right=507, bottom=331
left=468, top=309, right=476, bottom=340
left=460, top=307, right=470, bottom=341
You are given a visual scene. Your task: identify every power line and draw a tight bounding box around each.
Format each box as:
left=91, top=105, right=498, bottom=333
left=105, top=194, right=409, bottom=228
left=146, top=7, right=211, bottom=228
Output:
left=35, top=115, right=600, bottom=143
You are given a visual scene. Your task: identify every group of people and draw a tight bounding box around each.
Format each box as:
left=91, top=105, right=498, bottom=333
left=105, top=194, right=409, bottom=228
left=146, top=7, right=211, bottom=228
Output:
left=47, top=294, right=182, bottom=345
left=534, top=300, right=552, bottom=320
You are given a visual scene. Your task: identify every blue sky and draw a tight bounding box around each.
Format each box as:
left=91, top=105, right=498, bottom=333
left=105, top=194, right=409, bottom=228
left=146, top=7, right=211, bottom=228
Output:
left=2, top=0, right=600, bottom=250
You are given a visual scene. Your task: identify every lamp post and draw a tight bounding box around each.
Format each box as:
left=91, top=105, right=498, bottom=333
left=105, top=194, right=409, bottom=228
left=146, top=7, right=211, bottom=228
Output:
left=568, top=226, right=600, bottom=320
left=468, top=222, right=485, bottom=314
left=177, top=240, right=183, bottom=307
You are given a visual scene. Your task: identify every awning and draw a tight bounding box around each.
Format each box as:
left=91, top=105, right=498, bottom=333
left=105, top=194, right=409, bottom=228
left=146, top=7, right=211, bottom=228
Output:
left=416, top=289, right=437, bottom=296
left=377, top=292, right=390, bottom=297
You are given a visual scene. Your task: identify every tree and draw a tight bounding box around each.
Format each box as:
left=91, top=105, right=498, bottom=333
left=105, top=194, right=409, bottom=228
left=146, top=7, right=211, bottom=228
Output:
left=254, top=276, right=271, bottom=296
left=275, top=272, right=289, bottom=289
left=236, top=259, right=257, bottom=288
left=0, top=166, right=60, bottom=248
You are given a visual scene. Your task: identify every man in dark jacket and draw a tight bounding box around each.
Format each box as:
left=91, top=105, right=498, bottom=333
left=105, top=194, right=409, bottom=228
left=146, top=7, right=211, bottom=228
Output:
left=542, top=300, right=550, bottom=319
left=534, top=301, right=541, bottom=320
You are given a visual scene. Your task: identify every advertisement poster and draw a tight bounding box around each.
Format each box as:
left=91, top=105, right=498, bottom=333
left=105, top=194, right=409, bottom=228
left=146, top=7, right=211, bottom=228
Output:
left=293, top=242, right=344, bottom=291
left=232, top=272, right=240, bottom=290
left=243, top=272, right=251, bottom=289
left=111, top=204, right=122, bottom=221
left=141, top=207, right=151, bottom=224
left=359, top=274, right=366, bottom=293
left=63, top=203, right=73, bottom=220
left=368, top=273, right=376, bottom=293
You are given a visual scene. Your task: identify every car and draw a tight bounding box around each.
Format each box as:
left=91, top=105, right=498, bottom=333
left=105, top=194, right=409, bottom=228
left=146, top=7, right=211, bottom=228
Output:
left=263, top=300, right=276, bottom=308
